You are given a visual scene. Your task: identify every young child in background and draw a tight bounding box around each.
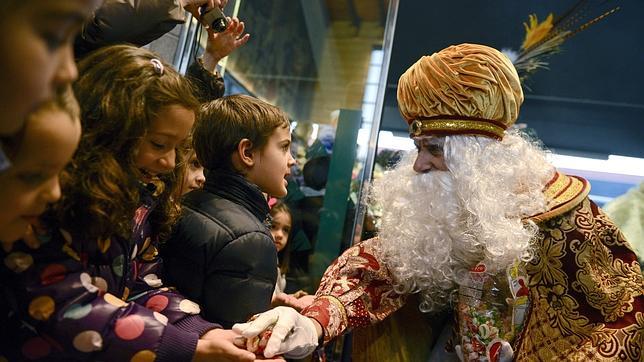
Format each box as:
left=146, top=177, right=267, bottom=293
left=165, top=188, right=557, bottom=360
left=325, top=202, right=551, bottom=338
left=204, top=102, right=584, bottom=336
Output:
left=0, top=86, right=80, bottom=252
left=0, top=45, right=266, bottom=362
left=269, top=201, right=314, bottom=311
left=162, top=94, right=296, bottom=328
left=270, top=201, right=292, bottom=294
left=176, top=135, right=206, bottom=197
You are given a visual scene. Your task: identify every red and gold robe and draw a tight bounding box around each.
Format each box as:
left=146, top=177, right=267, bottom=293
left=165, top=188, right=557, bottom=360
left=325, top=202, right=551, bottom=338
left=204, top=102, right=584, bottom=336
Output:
left=302, top=172, right=644, bottom=361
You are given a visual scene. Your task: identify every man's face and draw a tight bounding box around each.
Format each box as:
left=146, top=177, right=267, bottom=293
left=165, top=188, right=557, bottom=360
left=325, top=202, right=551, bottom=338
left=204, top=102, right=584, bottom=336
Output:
left=413, top=136, right=448, bottom=173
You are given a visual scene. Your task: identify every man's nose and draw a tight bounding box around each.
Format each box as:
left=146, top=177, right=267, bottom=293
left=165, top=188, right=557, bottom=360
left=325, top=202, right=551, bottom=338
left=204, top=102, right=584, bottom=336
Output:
left=413, top=153, right=432, bottom=173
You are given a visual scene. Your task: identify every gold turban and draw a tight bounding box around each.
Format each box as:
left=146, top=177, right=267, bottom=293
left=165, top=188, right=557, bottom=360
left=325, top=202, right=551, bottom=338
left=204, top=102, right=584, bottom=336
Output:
left=397, top=43, right=523, bottom=139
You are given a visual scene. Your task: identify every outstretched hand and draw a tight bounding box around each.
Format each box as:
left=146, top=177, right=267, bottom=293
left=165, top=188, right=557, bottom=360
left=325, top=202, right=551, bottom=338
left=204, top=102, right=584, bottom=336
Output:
left=271, top=292, right=315, bottom=311
left=232, top=307, right=320, bottom=359
left=201, top=17, right=250, bottom=71
left=195, top=329, right=285, bottom=362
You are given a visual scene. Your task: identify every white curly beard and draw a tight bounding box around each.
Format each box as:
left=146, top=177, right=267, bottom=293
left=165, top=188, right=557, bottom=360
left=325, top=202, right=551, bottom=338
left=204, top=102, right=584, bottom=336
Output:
left=371, top=131, right=554, bottom=313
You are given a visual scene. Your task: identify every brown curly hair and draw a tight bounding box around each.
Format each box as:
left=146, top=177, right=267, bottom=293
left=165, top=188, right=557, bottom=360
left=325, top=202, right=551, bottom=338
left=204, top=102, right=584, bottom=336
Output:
left=57, top=45, right=199, bottom=244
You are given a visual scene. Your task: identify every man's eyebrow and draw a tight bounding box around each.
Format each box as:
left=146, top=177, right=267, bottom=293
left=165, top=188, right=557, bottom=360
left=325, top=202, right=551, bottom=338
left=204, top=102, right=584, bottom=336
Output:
left=426, top=137, right=442, bottom=145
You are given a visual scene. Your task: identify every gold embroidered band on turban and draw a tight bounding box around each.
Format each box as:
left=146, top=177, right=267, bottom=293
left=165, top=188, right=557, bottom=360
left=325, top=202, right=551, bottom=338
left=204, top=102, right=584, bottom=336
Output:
left=397, top=43, right=523, bottom=139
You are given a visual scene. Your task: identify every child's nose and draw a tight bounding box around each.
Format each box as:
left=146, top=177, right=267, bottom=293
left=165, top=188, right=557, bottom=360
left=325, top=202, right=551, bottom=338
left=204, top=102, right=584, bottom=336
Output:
left=53, top=45, right=78, bottom=87
left=42, top=177, right=62, bottom=203
left=159, top=149, right=176, bottom=170
left=195, top=171, right=206, bottom=186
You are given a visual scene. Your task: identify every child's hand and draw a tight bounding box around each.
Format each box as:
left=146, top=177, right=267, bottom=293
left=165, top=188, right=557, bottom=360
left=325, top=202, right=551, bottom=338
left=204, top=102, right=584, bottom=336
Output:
left=291, top=290, right=308, bottom=298
left=195, top=328, right=255, bottom=362
left=271, top=292, right=292, bottom=307
left=197, top=328, right=285, bottom=362
left=293, top=295, right=315, bottom=310
left=271, top=292, right=314, bottom=311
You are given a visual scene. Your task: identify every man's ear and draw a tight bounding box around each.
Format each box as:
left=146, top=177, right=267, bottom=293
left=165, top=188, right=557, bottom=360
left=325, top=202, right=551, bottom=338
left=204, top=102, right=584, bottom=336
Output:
left=236, top=138, right=255, bottom=168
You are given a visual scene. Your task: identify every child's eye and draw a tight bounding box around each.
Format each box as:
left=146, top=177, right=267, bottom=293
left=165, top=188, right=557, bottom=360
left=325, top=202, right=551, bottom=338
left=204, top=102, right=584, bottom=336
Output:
left=191, top=159, right=201, bottom=168
left=18, top=172, right=47, bottom=186
left=150, top=141, right=166, bottom=150
left=41, top=32, right=67, bottom=51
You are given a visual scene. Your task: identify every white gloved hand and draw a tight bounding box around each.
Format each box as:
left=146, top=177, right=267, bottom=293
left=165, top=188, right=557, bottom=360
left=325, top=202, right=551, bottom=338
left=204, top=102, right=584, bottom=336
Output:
left=232, top=306, right=319, bottom=359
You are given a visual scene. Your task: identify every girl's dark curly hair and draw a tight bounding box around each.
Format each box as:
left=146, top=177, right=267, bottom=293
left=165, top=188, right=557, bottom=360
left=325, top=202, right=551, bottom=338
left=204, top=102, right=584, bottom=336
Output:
left=57, top=44, right=199, bottom=244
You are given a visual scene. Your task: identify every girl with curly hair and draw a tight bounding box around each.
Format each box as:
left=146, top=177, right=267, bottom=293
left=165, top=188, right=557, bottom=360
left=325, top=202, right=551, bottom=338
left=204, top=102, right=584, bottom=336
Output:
left=0, top=45, right=268, bottom=362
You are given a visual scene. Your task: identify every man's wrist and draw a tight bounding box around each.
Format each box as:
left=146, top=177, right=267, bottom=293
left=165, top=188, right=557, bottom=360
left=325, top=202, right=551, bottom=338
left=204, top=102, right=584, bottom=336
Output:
left=309, top=317, right=324, bottom=342
left=199, top=54, right=221, bottom=75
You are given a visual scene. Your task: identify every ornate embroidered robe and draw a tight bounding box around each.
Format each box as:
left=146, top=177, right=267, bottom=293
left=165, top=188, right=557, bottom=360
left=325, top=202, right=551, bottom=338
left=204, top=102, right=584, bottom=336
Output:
left=302, top=172, right=644, bottom=361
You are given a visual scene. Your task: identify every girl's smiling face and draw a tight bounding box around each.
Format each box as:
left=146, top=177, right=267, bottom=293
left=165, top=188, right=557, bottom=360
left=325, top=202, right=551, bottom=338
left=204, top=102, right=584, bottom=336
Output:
left=134, top=105, right=195, bottom=182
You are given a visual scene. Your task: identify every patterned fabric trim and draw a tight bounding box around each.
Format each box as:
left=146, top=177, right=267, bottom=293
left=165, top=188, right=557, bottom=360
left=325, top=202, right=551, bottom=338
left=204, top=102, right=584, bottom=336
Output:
left=408, top=116, right=506, bottom=139
left=516, top=197, right=643, bottom=360
left=529, top=171, right=591, bottom=223
left=302, top=296, right=348, bottom=344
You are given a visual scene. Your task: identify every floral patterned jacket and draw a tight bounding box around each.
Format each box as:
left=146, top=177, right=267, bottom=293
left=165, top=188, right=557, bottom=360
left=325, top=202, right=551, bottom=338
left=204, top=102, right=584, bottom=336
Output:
left=302, top=172, right=644, bottom=361
left=0, top=187, right=218, bottom=361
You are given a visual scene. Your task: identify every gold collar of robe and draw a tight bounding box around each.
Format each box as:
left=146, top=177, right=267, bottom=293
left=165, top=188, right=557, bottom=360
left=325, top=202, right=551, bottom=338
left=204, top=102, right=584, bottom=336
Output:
left=528, top=171, right=591, bottom=223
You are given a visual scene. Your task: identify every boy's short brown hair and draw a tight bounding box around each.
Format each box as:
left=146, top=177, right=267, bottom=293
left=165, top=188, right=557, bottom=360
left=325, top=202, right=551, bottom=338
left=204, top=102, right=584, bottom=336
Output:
left=194, top=94, right=290, bottom=171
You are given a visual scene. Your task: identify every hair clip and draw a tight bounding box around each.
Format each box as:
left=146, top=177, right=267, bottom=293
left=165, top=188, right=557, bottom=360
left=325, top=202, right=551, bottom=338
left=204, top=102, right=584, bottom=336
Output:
left=150, top=58, right=164, bottom=75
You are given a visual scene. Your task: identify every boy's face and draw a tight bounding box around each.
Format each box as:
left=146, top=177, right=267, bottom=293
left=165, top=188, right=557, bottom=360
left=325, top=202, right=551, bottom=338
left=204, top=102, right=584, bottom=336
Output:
left=134, top=105, right=195, bottom=183
left=0, top=0, right=99, bottom=136
left=0, top=109, right=81, bottom=245
left=248, top=125, right=296, bottom=198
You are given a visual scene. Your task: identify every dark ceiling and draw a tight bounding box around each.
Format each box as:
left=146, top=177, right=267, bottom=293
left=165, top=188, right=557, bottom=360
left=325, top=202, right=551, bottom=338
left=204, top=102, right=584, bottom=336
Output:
left=381, top=0, right=644, bottom=158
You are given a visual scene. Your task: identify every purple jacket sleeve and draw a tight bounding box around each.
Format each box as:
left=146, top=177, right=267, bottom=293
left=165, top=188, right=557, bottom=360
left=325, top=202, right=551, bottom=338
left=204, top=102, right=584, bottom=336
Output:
left=129, top=241, right=220, bottom=337
left=1, top=235, right=204, bottom=361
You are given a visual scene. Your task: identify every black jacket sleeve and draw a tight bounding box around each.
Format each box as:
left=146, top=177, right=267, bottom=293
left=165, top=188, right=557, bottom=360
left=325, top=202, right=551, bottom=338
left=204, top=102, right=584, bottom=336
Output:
left=201, top=231, right=277, bottom=328
left=75, top=0, right=185, bottom=58
left=163, top=208, right=277, bottom=329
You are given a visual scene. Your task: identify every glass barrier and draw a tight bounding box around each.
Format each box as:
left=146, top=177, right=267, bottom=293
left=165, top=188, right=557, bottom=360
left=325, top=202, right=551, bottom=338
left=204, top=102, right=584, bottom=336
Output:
left=172, top=2, right=399, bottom=359
left=171, top=0, right=399, bottom=295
